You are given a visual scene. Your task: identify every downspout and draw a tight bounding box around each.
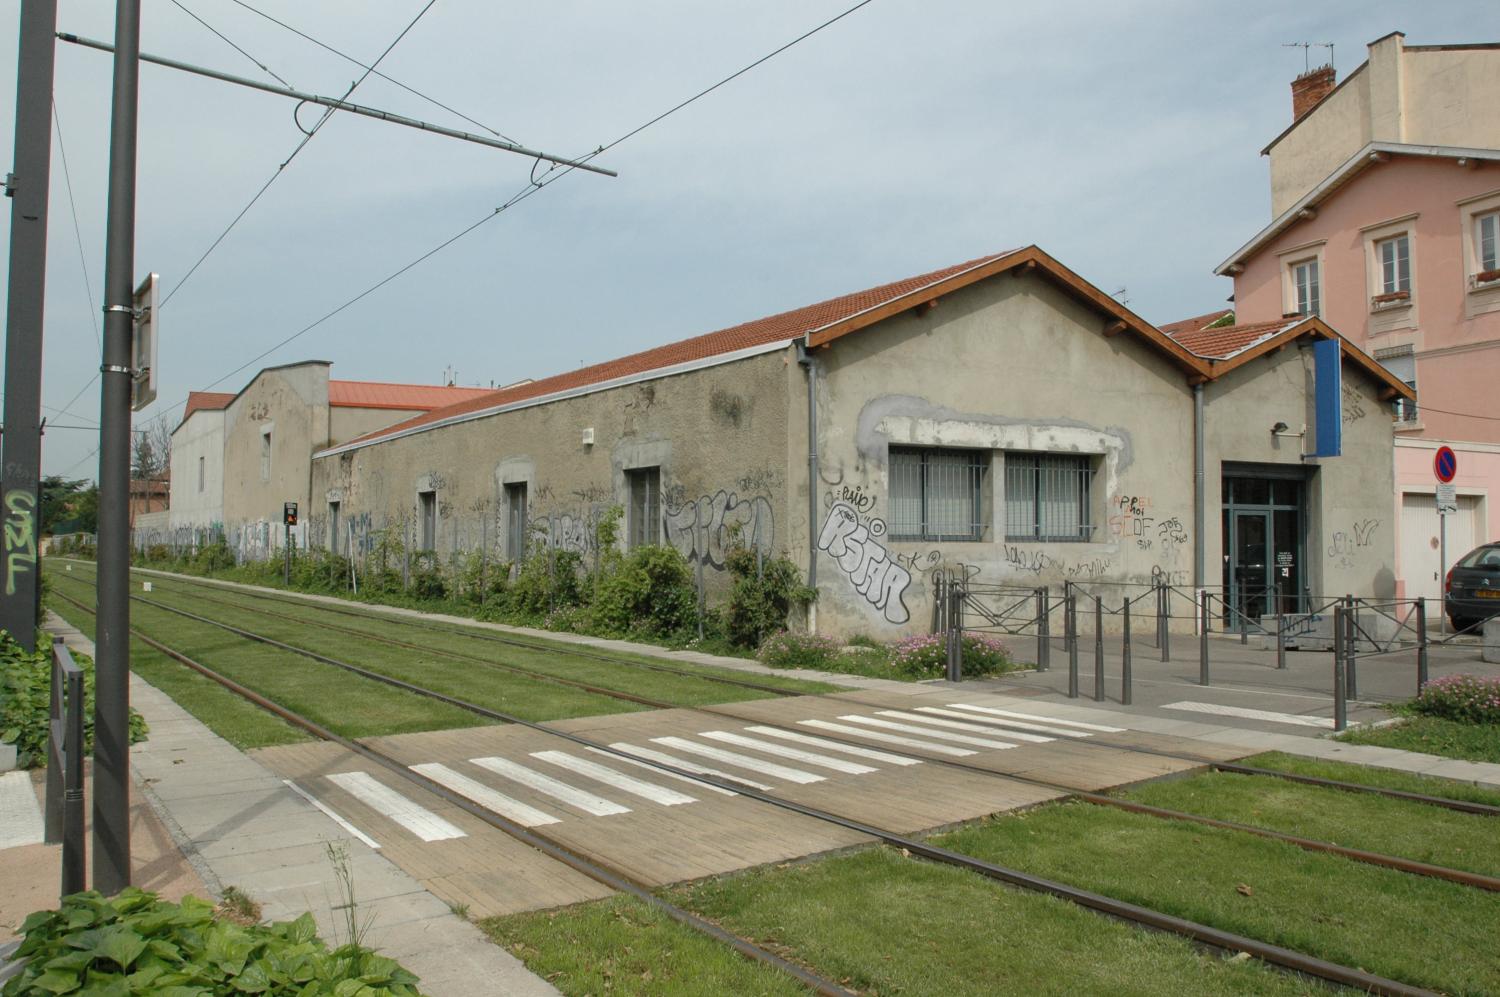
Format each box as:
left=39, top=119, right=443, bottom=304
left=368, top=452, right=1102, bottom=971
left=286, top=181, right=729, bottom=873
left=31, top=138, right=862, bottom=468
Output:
left=796, top=342, right=819, bottom=633
left=1193, top=382, right=1206, bottom=591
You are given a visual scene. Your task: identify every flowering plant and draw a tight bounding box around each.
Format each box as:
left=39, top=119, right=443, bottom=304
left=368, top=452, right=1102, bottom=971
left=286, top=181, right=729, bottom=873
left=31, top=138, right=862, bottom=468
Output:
left=756, top=631, right=842, bottom=668
left=889, top=631, right=1011, bottom=679
left=1413, top=674, right=1500, bottom=725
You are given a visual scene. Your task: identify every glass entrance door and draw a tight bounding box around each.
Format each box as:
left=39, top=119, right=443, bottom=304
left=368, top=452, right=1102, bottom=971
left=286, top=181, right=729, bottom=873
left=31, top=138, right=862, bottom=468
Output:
left=1231, top=511, right=1272, bottom=625
left=1222, top=471, right=1306, bottom=624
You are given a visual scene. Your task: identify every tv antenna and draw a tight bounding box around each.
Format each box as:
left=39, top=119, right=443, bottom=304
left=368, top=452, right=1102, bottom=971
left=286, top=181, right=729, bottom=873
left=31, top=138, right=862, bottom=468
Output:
left=1283, top=41, right=1335, bottom=73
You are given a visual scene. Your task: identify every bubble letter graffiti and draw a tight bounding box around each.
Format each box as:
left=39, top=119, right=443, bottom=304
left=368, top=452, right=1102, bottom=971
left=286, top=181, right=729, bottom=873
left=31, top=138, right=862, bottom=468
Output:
left=4, top=490, right=37, bottom=596
left=817, top=500, right=911, bottom=624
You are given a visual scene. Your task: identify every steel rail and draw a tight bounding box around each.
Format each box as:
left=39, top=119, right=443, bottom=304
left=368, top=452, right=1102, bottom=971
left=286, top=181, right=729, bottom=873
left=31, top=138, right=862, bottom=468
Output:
left=57, top=562, right=1500, bottom=820
left=46, top=587, right=852, bottom=997
left=47, top=586, right=1437, bottom=996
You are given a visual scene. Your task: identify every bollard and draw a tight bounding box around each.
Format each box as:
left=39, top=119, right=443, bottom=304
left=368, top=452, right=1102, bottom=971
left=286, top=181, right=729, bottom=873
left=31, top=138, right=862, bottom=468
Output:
left=1344, top=594, right=1358, bottom=701
left=1275, top=584, right=1287, bottom=670
left=1153, top=582, right=1163, bottom=650
left=1160, top=584, right=1171, bottom=663
left=1094, top=596, right=1105, bottom=702
left=1036, top=588, right=1050, bottom=672
left=1067, top=592, right=1079, bottom=698
left=1333, top=605, right=1348, bottom=732
left=1199, top=590, right=1210, bottom=686
left=44, top=639, right=65, bottom=845
left=946, top=584, right=964, bottom=683
left=61, top=664, right=85, bottom=899
left=1122, top=596, right=1133, bottom=706
left=1416, top=597, right=1429, bottom=693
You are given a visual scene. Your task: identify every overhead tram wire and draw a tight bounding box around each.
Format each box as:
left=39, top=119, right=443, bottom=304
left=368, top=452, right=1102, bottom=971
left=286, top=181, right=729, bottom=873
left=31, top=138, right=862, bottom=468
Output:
left=167, top=0, right=293, bottom=88
left=226, top=0, right=520, bottom=145
left=124, top=0, right=881, bottom=435
left=159, top=0, right=440, bottom=310
left=47, top=100, right=104, bottom=429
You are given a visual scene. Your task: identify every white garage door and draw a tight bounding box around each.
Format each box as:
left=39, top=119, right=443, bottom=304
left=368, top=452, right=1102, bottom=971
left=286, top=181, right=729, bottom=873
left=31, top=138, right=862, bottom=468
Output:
left=1400, top=492, right=1479, bottom=602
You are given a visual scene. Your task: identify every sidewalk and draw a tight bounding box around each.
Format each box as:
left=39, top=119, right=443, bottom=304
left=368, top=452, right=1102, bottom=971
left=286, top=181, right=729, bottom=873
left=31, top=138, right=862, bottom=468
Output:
left=32, top=613, right=558, bottom=997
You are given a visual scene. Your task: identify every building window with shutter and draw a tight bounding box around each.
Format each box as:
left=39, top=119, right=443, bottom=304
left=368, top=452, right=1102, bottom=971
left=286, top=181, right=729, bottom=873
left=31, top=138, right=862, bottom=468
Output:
left=887, top=447, right=989, bottom=542
left=1004, top=453, right=1095, bottom=542
left=1376, top=346, right=1418, bottom=424
left=505, top=482, right=528, bottom=559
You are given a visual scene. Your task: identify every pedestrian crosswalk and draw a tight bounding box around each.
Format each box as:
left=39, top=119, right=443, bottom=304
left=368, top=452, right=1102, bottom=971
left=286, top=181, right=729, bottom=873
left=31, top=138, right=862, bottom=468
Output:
left=293, top=702, right=1116, bottom=847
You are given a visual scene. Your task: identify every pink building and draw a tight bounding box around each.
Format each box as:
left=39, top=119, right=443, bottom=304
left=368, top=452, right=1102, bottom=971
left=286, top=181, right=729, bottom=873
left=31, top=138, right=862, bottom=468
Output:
left=1213, top=32, right=1500, bottom=606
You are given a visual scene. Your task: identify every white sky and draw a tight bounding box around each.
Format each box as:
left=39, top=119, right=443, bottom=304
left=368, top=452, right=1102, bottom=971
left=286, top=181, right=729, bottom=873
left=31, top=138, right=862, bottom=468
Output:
left=0, top=1, right=1485, bottom=479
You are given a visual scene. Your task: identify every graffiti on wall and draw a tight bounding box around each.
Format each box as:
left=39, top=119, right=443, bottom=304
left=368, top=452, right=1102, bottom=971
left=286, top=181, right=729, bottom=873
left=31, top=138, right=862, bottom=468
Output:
left=817, top=500, right=912, bottom=624
left=1328, top=518, right=1380, bottom=569
left=664, top=490, right=774, bottom=569
left=4, top=490, right=37, bottom=596
left=1341, top=382, right=1366, bottom=425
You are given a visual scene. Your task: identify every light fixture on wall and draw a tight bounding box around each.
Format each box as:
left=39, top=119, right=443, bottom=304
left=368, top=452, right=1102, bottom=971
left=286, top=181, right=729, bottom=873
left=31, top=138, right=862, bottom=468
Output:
left=1270, top=421, right=1307, bottom=438
left=581, top=427, right=595, bottom=447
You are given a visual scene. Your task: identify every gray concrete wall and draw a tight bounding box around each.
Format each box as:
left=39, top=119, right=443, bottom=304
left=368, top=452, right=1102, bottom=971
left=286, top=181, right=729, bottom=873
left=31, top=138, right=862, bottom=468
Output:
left=167, top=409, right=224, bottom=531
left=222, top=362, right=331, bottom=556
left=799, top=272, right=1196, bottom=637
left=330, top=406, right=430, bottom=447
left=309, top=351, right=792, bottom=586
left=1203, top=343, right=1397, bottom=602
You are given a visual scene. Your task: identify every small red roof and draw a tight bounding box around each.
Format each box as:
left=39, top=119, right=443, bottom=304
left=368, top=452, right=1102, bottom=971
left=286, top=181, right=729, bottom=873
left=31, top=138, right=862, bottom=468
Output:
left=1159, top=309, right=1233, bottom=341
left=1172, top=319, right=1296, bottom=359
left=180, top=391, right=234, bottom=424
left=335, top=251, right=1023, bottom=450
left=327, top=380, right=494, bottom=410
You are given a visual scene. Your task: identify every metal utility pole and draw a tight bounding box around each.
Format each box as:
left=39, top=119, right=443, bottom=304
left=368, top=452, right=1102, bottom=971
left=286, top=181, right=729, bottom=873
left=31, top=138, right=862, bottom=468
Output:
left=1, top=0, right=59, bottom=651
left=93, top=0, right=142, bottom=898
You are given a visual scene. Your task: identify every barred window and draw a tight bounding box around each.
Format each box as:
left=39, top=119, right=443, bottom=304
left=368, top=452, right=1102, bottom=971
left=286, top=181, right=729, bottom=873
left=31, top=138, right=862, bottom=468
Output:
left=888, top=447, right=988, bottom=542
left=627, top=467, right=661, bottom=547
left=1004, top=453, right=1094, bottom=542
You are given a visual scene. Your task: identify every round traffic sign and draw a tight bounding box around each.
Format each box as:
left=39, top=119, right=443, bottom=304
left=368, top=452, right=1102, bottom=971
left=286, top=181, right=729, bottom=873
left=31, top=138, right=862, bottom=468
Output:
left=1434, top=446, right=1457, bottom=484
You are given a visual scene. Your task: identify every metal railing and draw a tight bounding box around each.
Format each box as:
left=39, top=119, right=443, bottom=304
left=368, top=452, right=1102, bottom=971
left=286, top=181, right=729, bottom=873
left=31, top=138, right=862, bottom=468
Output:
left=45, top=636, right=87, bottom=899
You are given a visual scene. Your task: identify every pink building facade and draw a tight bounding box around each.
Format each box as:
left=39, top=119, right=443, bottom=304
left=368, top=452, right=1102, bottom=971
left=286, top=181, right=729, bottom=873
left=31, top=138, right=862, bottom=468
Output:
left=1220, top=148, right=1500, bottom=604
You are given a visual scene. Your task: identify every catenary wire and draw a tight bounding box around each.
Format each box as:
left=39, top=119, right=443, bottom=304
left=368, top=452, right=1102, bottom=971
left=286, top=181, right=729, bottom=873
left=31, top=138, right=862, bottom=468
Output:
left=45, top=100, right=104, bottom=432
left=131, top=0, right=879, bottom=433
left=168, top=0, right=293, bottom=88
left=227, top=0, right=519, bottom=145
left=159, top=0, right=439, bottom=310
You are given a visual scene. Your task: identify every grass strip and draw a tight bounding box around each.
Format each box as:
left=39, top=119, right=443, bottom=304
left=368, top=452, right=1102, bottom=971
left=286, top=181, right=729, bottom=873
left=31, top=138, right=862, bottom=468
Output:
left=45, top=585, right=307, bottom=749
left=485, top=849, right=1314, bottom=997
left=939, top=800, right=1500, bottom=994
left=1336, top=714, right=1500, bottom=765
left=1119, top=768, right=1500, bottom=877
left=1240, top=750, right=1500, bottom=808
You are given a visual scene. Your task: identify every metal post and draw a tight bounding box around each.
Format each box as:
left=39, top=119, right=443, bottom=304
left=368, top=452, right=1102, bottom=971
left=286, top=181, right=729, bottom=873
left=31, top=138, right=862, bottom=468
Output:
left=1344, top=594, right=1358, bottom=701
left=1093, top=595, right=1104, bottom=702
left=62, top=662, right=85, bottom=898
left=1199, top=590, right=1210, bottom=686
left=1275, top=584, right=1287, bottom=670
left=44, top=638, right=64, bottom=843
left=1416, top=597, right=1429, bottom=693
left=1121, top=594, right=1133, bottom=705
left=947, top=583, right=964, bottom=683
left=1160, top=584, right=1171, bottom=663
left=695, top=550, right=705, bottom=642
left=93, top=0, right=142, bottom=899
left=1066, top=592, right=1079, bottom=698
left=1036, top=587, right=1049, bottom=671
left=1333, top=605, right=1348, bottom=732
left=283, top=523, right=291, bottom=585
left=0, top=0, right=59, bottom=650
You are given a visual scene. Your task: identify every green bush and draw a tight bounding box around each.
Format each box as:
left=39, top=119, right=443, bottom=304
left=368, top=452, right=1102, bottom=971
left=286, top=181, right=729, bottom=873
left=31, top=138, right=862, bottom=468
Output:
left=724, top=547, right=815, bottom=648
left=408, top=551, right=448, bottom=601
left=0, top=631, right=148, bottom=768
left=191, top=539, right=236, bottom=573
left=1412, top=674, right=1500, bottom=725
left=889, top=631, right=1013, bottom=679
left=591, top=545, right=697, bottom=638
left=756, top=630, right=842, bottom=668
left=510, top=545, right=584, bottom=617
left=3, top=888, right=424, bottom=996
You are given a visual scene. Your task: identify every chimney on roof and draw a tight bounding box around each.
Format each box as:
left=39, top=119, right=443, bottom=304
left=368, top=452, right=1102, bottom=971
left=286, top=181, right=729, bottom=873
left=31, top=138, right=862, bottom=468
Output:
left=1290, top=64, right=1335, bottom=121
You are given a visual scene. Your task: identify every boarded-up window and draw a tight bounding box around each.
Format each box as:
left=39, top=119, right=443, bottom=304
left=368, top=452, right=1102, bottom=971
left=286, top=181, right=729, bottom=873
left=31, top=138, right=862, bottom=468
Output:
left=505, top=482, right=528, bottom=559
left=419, top=491, right=436, bottom=551
left=627, top=468, right=660, bottom=547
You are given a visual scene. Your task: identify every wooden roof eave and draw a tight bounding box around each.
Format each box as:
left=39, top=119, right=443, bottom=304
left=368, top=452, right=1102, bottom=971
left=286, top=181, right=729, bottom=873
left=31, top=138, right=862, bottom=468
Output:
left=1203, top=317, right=1415, bottom=401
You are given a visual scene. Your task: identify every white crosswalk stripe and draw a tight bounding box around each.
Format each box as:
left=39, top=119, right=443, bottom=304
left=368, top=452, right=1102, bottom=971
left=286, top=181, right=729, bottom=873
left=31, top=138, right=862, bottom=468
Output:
left=409, top=763, right=561, bottom=827
left=608, top=743, right=772, bottom=791
left=947, top=703, right=1124, bottom=732
left=1162, top=701, right=1333, bottom=729
left=744, top=725, right=922, bottom=766
left=651, top=737, right=826, bottom=784
left=284, top=780, right=380, bottom=849
left=838, top=715, right=1020, bottom=750
left=921, top=706, right=1092, bottom=738
left=0, top=771, right=44, bottom=849
left=530, top=751, right=697, bottom=806
left=697, top=731, right=877, bottom=774
left=798, top=719, right=977, bottom=756
left=327, top=771, right=466, bottom=841
left=886, top=710, right=1054, bottom=743
left=470, top=757, right=631, bottom=816
left=586, top=746, right=738, bottom=796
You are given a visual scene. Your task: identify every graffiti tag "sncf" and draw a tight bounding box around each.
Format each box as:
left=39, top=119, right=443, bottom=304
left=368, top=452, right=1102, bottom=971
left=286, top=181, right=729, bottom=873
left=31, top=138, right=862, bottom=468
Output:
left=817, top=501, right=911, bottom=624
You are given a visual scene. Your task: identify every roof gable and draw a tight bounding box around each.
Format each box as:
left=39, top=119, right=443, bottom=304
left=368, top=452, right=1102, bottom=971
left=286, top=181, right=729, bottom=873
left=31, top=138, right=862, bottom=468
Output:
left=1202, top=316, right=1415, bottom=401
left=328, top=380, right=493, bottom=410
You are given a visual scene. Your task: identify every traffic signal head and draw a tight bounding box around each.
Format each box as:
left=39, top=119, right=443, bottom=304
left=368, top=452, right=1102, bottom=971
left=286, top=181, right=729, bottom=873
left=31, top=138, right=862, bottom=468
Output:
left=284, top=501, right=298, bottom=526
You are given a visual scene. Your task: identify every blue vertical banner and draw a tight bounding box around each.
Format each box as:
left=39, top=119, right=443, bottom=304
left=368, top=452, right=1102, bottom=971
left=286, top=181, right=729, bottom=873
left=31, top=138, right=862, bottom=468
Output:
left=1313, top=338, right=1342, bottom=458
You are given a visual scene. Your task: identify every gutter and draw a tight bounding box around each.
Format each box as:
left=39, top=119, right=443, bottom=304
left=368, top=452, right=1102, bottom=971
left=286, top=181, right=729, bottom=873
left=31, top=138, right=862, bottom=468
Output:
left=1194, top=382, right=1205, bottom=592
left=796, top=341, right=819, bottom=633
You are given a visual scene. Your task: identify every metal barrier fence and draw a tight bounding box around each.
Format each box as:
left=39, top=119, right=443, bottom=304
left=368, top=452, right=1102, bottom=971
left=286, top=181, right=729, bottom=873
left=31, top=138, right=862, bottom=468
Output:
left=45, top=636, right=87, bottom=900
left=936, top=575, right=1475, bottom=715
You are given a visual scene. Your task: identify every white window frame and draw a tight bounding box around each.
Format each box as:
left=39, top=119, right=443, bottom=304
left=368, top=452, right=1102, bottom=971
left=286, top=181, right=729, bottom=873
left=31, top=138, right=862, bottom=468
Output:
left=1476, top=211, right=1500, bottom=278
left=1458, top=189, right=1500, bottom=318
left=1377, top=234, right=1410, bottom=296
left=1360, top=215, right=1417, bottom=334
left=259, top=424, right=273, bottom=481
left=1278, top=243, right=1325, bottom=319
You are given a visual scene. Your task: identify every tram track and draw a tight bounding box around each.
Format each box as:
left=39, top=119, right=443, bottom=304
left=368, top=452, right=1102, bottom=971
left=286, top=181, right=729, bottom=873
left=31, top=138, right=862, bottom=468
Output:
left=44, top=578, right=1468, bottom=994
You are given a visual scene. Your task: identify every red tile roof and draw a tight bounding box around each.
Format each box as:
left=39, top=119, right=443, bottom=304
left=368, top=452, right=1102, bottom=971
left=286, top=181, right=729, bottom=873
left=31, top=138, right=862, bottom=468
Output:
left=180, top=391, right=235, bottom=424
left=334, top=251, right=1023, bottom=450
left=1171, top=319, right=1294, bottom=359
left=327, top=380, right=493, bottom=410
left=1159, top=309, right=1233, bottom=341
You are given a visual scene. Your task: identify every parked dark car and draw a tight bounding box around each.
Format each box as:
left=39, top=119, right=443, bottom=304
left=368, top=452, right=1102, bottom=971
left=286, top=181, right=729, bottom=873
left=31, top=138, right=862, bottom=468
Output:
left=1446, top=542, right=1500, bottom=632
